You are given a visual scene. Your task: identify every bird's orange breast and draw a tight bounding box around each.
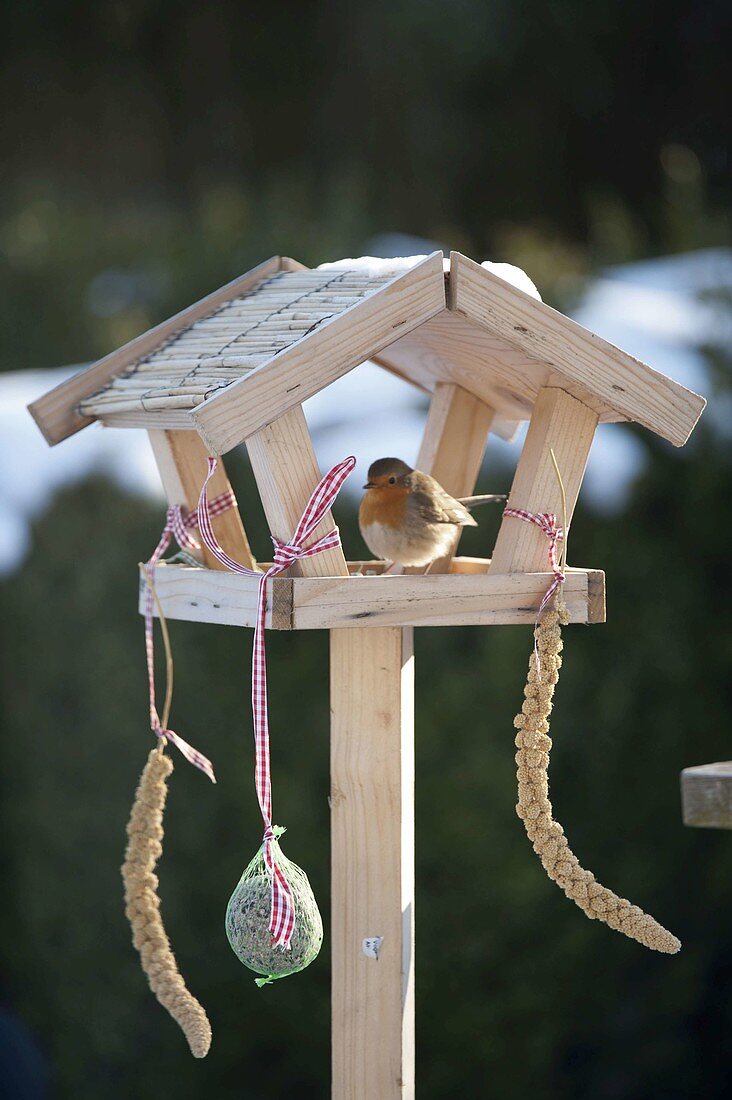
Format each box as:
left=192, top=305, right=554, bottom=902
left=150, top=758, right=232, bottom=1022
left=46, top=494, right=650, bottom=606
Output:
left=359, top=486, right=409, bottom=529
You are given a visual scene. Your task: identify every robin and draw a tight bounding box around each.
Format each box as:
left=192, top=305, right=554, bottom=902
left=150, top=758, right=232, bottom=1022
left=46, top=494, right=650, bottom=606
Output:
left=359, top=457, right=505, bottom=569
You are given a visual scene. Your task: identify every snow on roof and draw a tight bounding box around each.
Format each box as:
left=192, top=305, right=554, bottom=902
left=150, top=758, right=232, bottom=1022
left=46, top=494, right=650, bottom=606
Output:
left=316, top=255, right=430, bottom=277
left=315, top=255, right=542, bottom=299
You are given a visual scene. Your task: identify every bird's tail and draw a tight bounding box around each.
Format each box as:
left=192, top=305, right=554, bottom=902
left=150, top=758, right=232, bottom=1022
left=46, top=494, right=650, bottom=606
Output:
left=457, top=493, right=507, bottom=509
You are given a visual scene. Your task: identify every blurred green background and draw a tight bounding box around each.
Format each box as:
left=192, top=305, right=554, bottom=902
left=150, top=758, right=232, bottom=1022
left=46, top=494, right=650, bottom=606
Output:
left=1, top=2, right=731, bottom=1097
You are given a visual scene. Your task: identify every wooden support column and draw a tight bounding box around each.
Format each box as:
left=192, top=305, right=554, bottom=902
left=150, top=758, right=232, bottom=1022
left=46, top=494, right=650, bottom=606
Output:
left=490, top=386, right=598, bottom=574
left=246, top=406, right=349, bottom=577
left=331, top=627, right=415, bottom=1099
left=148, top=429, right=256, bottom=570
left=249, top=405, right=414, bottom=1096
left=411, top=382, right=495, bottom=573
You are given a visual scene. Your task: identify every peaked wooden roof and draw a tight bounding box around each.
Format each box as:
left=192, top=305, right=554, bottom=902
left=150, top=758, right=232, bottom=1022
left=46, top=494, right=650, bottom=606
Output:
left=30, top=251, right=705, bottom=455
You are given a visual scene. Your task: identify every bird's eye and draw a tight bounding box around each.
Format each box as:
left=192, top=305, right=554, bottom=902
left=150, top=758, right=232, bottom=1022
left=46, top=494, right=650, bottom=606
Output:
left=388, top=476, right=397, bottom=485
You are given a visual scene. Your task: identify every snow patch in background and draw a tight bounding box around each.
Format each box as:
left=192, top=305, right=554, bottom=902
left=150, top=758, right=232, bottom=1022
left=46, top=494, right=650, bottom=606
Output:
left=1, top=368, right=162, bottom=572
left=573, top=250, right=730, bottom=439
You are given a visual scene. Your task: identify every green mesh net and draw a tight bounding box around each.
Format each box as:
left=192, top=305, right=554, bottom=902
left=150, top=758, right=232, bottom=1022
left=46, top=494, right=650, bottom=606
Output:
left=225, top=830, right=323, bottom=986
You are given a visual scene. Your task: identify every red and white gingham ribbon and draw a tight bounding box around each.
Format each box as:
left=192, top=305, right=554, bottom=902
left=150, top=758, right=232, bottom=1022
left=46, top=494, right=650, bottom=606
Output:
left=503, top=507, right=565, bottom=611
left=167, top=489, right=237, bottom=552
left=143, top=489, right=236, bottom=783
left=197, top=455, right=356, bottom=949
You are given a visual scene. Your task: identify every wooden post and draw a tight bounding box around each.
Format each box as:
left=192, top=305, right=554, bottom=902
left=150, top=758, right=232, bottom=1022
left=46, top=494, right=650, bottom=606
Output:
left=490, top=386, right=598, bottom=574
left=682, top=763, right=732, bottom=828
left=248, top=406, right=413, bottom=1093
left=331, top=627, right=415, bottom=1099
left=148, top=429, right=257, bottom=570
left=246, top=405, right=349, bottom=577
left=411, top=382, right=495, bottom=573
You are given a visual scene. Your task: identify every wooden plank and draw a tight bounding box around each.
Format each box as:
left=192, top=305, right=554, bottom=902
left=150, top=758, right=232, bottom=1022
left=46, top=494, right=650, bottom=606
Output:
left=410, top=382, right=495, bottom=573
left=148, top=429, right=257, bottom=571
left=587, top=568, right=606, bottom=623
left=375, top=308, right=548, bottom=423
left=331, top=626, right=415, bottom=1099
left=192, top=253, right=446, bottom=454
left=139, top=563, right=604, bottom=629
left=681, top=763, right=732, bottom=829
left=246, top=406, right=349, bottom=577
left=449, top=556, right=490, bottom=574
left=99, top=409, right=203, bottom=431
left=492, top=418, right=521, bottom=443
left=374, top=307, right=616, bottom=430
left=254, top=556, right=493, bottom=576
left=293, top=569, right=600, bottom=628
left=450, top=251, right=706, bottom=447
left=490, top=386, right=598, bottom=575
left=415, top=382, right=494, bottom=494
left=28, top=256, right=287, bottom=446
left=280, top=257, right=310, bottom=273
left=138, top=564, right=279, bottom=628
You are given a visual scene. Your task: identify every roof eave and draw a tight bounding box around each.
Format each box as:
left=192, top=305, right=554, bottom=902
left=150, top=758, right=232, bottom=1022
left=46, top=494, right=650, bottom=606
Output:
left=27, top=255, right=292, bottom=446
left=449, top=251, right=706, bottom=447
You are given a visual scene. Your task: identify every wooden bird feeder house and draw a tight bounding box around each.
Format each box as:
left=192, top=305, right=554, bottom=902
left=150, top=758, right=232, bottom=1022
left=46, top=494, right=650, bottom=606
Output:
left=29, top=252, right=706, bottom=1097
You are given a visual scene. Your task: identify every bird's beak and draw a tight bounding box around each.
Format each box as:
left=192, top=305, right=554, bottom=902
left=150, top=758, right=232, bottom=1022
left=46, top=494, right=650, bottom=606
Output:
left=363, top=481, right=375, bottom=489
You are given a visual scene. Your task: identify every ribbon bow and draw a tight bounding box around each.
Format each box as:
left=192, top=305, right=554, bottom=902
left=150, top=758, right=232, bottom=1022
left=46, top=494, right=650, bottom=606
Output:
left=143, top=489, right=237, bottom=783
left=503, top=507, right=565, bottom=611
left=167, top=490, right=237, bottom=553
left=197, top=454, right=355, bottom=949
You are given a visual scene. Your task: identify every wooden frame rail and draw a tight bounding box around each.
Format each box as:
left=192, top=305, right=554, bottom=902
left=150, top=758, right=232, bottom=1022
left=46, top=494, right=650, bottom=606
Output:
left=139, top=562, right=606, bottom=630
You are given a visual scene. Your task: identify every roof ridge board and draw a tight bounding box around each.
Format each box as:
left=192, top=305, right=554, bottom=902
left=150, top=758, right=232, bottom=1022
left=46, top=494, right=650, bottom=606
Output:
left=449, top=251, right=706, bottom=447
left=192, top=251, right=447, bottom=454
left=28, top=254, right=290, bottom=446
